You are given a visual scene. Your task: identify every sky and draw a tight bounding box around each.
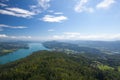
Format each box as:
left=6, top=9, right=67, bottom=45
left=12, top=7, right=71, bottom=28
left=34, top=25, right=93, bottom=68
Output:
left=0, top=0, right=120, bottom=41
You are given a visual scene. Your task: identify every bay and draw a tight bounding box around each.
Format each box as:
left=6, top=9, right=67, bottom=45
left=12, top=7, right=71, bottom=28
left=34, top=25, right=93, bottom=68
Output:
left=0, top=43, right=48, bottom=64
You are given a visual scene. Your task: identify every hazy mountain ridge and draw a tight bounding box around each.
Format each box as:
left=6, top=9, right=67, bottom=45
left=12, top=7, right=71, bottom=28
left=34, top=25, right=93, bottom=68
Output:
left=64, top=40, right=120, bottom=54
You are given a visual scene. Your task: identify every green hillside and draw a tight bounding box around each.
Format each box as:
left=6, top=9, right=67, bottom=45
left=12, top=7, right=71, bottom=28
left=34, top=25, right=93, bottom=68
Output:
left=0, top=50, right=120, bottom=80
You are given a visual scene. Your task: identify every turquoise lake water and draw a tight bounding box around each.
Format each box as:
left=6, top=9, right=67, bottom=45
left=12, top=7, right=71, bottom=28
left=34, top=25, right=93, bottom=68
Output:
left=0, top=43, right=48, bottom=64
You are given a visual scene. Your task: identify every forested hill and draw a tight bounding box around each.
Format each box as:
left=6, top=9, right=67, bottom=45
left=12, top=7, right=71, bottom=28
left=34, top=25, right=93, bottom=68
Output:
left=42, top=41, right=107, bottom=59
left=0, top=50, right=120, bottom=80
left=43, top=41, right=103, bottom=54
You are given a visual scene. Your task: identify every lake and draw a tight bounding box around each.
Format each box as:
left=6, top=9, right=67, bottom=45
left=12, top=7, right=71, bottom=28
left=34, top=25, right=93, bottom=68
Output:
left=0, top=43, right=48, bottom=64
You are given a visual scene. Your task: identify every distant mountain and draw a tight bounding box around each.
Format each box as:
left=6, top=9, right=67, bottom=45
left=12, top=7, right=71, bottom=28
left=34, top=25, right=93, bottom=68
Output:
left=43, top=41, right=107, bottom=59
left=60, top=40, right=120, bottom=54
left=43, top=41, right=103, bottom=54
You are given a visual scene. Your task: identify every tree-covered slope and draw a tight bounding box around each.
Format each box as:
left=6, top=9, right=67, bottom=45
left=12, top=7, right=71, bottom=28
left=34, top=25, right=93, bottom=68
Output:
left=0, top=50, right=120, bottom=80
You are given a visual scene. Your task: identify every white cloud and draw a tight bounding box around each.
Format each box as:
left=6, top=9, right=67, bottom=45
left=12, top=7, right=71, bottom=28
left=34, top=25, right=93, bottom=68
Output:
left=0, top=34, right=8, bottom=38
left=96, top=0, right=116, bottom=9
left=0, top=0, right=51, bottom=18
left=54, top=12, right=63, bottom=15
left=30, top=5, right=42, bottom=14
left=0, top=24, right=27, bottom=29
left=0, top=0, right=52, bottom=18
left=0, top=24, right=27, bottom=31
left=0, top=7, right=35, bottom=18
left=74, top=0, right=94, bottom=13
left=38, top=0, right=50, bottom=10
left=0, top=3, right=7, bottom=7
left=10, top=36, right=32, bottom=39
left=64, top=32, right=81, bottom=36
left=53, top=32, right=81, bottom=40
left=48, top=29, right=55, bottom=32
left=41, top=15, right=67, bottom=22
left=30, top=0, right=51, bottom=14
left=52, top=32, right=120, bottom=40
left=6, top=8, right=35, bottom=16
left=47, top=10, right=64, bottom=15
left=0, top=34, right=32, bottom=40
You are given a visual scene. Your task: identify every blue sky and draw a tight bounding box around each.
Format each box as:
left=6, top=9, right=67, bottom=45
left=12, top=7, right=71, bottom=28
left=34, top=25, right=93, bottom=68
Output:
left=0, top=0, right=120, bottom=41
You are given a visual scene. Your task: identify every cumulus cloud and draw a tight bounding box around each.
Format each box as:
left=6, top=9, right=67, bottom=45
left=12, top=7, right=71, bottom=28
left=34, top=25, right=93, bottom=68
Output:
left=0, top=24, right=27, bottom=31
left=52, top=32, right=120, bottom=40
left=96, top=0, right=116, bottom=9
left=0, top=0, right=51, bottom=18
left=74, top=0, right=116, bottom=13
left=41, top=15, right=67, bottom=22
left=0, top=7, right=35, bottom=18
left=30, top=5, right=41, bottom=14
left=38, top=0, right=50, bottom=10
left=74, top=0, right=94, bottom=13
left=30, top=0, right=51, bottom=14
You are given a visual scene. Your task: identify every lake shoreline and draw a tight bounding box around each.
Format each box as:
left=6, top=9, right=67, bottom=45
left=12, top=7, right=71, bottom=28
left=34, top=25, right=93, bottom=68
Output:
left=0, top=43, right=49, bottom=64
